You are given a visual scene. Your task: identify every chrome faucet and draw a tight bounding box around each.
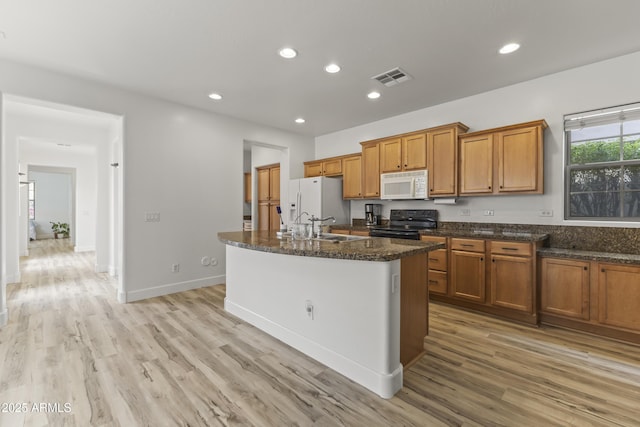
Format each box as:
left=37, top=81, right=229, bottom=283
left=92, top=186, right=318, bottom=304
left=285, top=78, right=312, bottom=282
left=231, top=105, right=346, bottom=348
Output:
left=309, top=215, right=336, bottom=237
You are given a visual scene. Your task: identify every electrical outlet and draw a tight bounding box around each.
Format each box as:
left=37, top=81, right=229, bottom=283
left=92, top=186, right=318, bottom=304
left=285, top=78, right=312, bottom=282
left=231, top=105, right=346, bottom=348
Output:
left=539, top=209, right=554, bottom=217
left=460, top=209, right=471, bottom=216
left=201, top=256, right=211, bottom=266
left=210, top=258, right=218, bottom=266
left=305, top=300, right=314, bottom=320
left=145, top=212, right=160, bottom=222
left=171, top=263, right=180, bottom=272
left=483, top=210, right=494, bottom=216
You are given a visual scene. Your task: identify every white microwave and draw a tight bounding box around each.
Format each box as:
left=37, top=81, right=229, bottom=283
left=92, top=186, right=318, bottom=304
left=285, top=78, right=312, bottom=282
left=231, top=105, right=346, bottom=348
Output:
left=380, top=169, right=429, bottom=200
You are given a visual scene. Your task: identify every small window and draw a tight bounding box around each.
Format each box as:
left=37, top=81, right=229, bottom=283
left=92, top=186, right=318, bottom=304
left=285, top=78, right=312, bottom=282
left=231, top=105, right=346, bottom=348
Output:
left=28, top=181, right=35, bottom=220
left=565, top=102, right=640, bottom=220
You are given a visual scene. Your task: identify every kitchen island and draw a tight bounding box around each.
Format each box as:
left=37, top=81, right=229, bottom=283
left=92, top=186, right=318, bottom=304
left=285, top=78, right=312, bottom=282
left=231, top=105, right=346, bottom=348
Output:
left=218, top=231, right=443, bottom=398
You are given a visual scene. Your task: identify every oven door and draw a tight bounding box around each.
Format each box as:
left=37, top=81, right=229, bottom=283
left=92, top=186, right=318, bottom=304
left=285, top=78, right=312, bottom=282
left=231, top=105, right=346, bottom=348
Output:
left=369, top=228, right=421, bottom=240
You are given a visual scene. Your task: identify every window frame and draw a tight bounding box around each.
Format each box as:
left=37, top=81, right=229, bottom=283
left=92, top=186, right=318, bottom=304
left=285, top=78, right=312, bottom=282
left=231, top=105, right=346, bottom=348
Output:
left=564, top=102, right=640, bottom=221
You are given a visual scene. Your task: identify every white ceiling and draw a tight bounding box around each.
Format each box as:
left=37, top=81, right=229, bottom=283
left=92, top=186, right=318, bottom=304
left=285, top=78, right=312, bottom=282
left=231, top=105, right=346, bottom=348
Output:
left=1, top=0, right=640, bottom=137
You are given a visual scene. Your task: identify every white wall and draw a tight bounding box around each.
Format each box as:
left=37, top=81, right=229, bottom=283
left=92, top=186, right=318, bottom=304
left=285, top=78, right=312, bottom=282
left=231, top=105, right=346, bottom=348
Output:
left=28, top=170, right=72, bottom=238
left=0, top=58, right=314, bottom=320
left=315, top=51, right=640, bottom=228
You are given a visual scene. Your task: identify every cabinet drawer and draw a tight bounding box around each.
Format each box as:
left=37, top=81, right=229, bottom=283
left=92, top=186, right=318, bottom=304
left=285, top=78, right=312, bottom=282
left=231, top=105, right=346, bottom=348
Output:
left=330, top=228, right=351, bottom=235
left=427, top=270, right=448, bottom=295
left=490, top=241, right=532, bottom=256
left=427, top=249, right=448, bottom=271
left=451, top=238, right=485, bottom=252
left=420, top=235, right=447, bottom=245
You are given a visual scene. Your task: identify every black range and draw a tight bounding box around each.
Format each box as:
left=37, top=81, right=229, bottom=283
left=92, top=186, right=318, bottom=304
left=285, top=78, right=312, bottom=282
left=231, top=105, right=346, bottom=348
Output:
left=369, top=209, right=437, bottom=240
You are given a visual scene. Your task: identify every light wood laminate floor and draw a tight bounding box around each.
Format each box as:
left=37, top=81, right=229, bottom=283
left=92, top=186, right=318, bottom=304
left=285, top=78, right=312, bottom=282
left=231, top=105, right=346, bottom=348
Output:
left=1, top=239, right=640, bottom=426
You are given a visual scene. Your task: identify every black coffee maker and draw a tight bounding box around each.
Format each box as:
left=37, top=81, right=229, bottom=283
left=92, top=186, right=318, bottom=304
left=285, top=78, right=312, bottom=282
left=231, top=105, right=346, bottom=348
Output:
left=365, top=204, right=382, bottom=226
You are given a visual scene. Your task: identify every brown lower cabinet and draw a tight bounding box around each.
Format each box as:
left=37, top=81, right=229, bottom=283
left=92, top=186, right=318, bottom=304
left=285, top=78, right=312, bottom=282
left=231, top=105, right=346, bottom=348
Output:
left=540, top=257, right=640, bottom=343
left=427, top=236, right=541, bottom=325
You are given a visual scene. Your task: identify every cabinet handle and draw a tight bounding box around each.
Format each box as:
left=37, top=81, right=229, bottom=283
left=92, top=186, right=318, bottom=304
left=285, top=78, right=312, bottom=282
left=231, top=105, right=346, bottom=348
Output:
left=488, top=186, right=492, bottom=189
left=500, top=185, right=503, bottom=189
left=601, top=268, right=605, bottom=272
left=460, top=244, right=474, bottom=247
left=501, top=247, right=518, bottom=251
left=428, top=280, right=438, bottom=284
left=584, top=266, right=588, bottom=270
left=397, top=165, right=401, bottom=169
left=480, top=257, right=484, bottom=261
left=492, top=259, right=495, bottom=263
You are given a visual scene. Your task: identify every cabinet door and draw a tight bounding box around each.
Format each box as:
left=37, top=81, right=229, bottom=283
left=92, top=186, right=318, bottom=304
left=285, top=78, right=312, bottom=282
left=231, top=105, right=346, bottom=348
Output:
left=322, top=158, right=343, bottom=176
left=270, top=167, right=280, bottom=201
left=304, top=162, right=323, bottom=177
left=342, top=155, right=362, bottom=199
left=362, top=143, right=380, bottom=198
left=459, top=133, right=493, bottom=195
left=380, top=138, right=402, bottom=173
left=598, top=263, right=640, bottom=331
left=269, top=202, right=281, bottom=231
left=427, top=128, right=457, bottom=196
left=257, top=168, right=271, bottom=201
left=244, top=172, right=252, bottom=203
left=497, top=126, right=541, bottom=193
left=490, top=254, right=533, bottom=313
left=258, top=201, right=270, bottom=231
left=451, top=250, right=485, bottom=302
left=402, top=133, right=427, bottom=171
left=540, top=258, right=590, bottom=320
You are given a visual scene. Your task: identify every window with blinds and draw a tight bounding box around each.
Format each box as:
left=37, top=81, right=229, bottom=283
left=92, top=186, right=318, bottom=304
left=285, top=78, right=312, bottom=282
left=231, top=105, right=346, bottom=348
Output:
left=565, top=102, right=640, bottom=220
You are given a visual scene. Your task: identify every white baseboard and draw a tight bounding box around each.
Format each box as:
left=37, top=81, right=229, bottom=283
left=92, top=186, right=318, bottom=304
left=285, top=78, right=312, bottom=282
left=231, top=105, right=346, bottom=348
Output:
left=5, top=273, right=21, bottom=284
left=123, top=274, right=226, bottom=303
left=74, top=245, right=95, bottom=253
left=0, top=309, right=6, bottom=328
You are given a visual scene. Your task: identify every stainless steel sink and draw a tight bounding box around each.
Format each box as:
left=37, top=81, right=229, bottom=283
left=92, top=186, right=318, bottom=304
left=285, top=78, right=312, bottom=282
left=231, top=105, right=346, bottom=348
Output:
left=313, top=233, right=370, bottom=242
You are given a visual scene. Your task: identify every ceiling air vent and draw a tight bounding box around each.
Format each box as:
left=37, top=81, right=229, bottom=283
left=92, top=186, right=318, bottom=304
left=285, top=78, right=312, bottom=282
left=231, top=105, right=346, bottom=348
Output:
left=372, top=67, right=412, bottom=87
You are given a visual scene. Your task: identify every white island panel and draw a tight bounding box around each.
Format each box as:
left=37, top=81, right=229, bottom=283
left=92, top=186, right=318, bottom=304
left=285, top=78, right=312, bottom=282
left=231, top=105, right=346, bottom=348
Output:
left=224, top=244, right=402, bottom=398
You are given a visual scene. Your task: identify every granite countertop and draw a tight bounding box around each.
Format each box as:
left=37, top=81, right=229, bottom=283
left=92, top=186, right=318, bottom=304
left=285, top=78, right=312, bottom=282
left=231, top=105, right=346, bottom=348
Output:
left=418, top=229, right=549, bottom=242
left=218, top=231, right=444, bottom=262
left=538, top=247, right=640, bottom=266
left=330, top=224, right=548, bottom=242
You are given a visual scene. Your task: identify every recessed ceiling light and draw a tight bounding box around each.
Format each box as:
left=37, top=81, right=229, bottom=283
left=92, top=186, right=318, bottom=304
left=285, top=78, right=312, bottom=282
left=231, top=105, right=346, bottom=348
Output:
left=208, top=92, right=223, bottom=100
left=499, top=42, right=520, bottom=54
left=279, top=47, right=298, bottom=59
left=325, top=63, right=341, bottom=74
left=295, top=118, right=305, bottom=124
left=367, top=91, right=381, bottom=100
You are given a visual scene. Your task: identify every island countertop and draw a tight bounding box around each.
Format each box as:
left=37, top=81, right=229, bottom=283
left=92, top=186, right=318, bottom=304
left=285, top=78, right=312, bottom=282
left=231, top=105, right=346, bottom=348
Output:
left=218, top=230, right=444, bottom=262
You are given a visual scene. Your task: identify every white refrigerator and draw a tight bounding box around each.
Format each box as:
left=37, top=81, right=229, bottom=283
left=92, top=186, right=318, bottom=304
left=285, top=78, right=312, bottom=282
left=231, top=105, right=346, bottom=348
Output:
left=288, top=176, right=349, bottom=226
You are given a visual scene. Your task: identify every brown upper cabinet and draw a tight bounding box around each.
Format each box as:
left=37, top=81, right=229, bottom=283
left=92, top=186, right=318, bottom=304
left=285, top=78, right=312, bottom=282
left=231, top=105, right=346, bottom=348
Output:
left=380, top=133, right=427, bottom=173
left=342, top=154, right=363, bottom=199
left=361, top=141, right=380, bottom=198
left=427, top=123, right=469, bottom=197
left=304, top=157, right=342, bottom=177
left=459, top=120, right=547, bottom=196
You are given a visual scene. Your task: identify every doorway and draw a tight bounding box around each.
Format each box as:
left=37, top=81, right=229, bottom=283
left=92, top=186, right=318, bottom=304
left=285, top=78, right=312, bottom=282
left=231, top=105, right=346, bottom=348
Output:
left=2, top=95, right=124, bottom=314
